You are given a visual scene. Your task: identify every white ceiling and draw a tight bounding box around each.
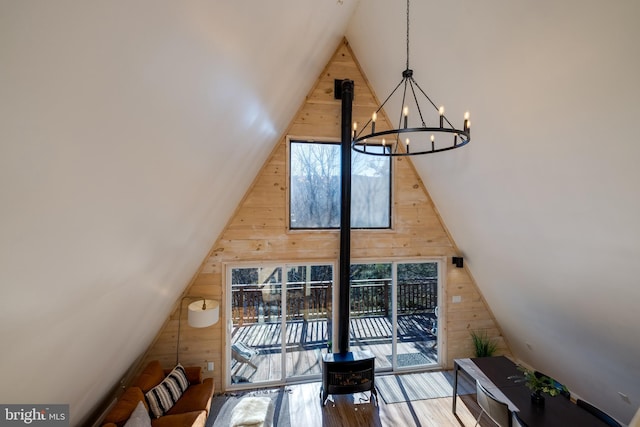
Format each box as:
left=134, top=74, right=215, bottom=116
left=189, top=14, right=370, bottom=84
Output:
left=1, top=0, right=639, bottom=425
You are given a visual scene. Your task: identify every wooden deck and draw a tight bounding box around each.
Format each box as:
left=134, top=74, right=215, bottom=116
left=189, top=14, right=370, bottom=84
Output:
left=229, top=314, right=437, bottom=385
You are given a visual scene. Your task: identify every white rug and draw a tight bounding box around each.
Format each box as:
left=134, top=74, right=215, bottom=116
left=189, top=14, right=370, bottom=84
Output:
left=230, top=397, right=271, bottom=427
left=376, top=370, right=475, bottom=404
left=208, top=389, right=291, bottom=427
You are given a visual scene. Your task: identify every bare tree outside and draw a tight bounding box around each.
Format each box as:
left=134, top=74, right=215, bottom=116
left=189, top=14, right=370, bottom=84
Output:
left=351, top=147, right=390, bottom=227
left=290, top=141, right=390, bottom=229
left=290, top=142, right=340, bottom=228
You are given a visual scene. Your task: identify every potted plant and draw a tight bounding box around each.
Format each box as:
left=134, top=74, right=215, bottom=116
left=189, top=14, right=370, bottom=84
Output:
left=470, top=330, right=498, bottom=357
left=510, top=367, right=569, bottom=406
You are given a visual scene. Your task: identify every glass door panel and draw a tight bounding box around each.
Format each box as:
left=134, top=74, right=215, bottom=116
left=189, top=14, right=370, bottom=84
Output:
left=229, top=266, right=282, bottom=385
left=395, top=262, right=439, bottom=369
left=349, top=263, right=393, bottom=369
left=285, top=264, right=333, bottom=378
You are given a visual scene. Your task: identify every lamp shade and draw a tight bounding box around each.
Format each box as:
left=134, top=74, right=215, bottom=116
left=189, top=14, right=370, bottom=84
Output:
left=187, top=299, right=219, bottom=328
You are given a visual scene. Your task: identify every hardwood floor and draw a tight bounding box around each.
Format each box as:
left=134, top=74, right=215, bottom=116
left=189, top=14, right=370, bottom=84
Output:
left=286, top=381, right=495, bottom=427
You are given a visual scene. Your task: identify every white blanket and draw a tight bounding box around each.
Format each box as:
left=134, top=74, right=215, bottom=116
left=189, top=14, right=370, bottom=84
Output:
left=230, top=396, right=272, bottom=427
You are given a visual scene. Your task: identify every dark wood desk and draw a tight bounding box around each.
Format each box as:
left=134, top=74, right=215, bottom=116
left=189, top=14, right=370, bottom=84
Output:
left=453, top=356, right=610, bottom=427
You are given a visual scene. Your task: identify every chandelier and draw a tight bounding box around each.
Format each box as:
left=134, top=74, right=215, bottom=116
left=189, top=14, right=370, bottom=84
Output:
left=352, top=0, right=471, bottom=157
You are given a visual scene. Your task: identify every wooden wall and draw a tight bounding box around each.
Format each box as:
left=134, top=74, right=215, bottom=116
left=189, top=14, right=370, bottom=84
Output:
left=140, top=39, right=509, bottom=390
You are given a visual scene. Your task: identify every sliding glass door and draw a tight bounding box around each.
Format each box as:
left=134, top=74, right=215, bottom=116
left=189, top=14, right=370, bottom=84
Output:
left=227, top=263, right=334, bottom=389
left=227, top=259, right=439, bottom=388
left=349, top=260, right=441, bottom=372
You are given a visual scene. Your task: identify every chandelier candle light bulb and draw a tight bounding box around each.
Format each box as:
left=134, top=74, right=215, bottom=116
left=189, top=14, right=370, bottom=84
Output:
left=371, top=111, right=377, bottom=134
left=403, top=106, right=409, bottom=128
left=439, top=106, right=445, bottom=127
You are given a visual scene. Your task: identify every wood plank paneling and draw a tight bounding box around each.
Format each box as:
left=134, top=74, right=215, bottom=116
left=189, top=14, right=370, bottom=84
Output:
left=139, top=39, right=508, bottom=390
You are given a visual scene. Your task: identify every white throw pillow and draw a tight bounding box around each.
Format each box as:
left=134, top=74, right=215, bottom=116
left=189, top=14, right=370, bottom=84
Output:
left=123, top=401, right=151, bottom=427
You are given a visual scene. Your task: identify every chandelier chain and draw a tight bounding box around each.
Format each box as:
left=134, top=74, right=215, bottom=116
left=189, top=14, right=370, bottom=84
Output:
left=406, top=0, right=410, bottom=70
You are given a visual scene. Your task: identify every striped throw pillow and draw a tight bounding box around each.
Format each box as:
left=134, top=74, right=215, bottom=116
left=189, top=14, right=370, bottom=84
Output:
left=145, top=364, right=190, bottom=418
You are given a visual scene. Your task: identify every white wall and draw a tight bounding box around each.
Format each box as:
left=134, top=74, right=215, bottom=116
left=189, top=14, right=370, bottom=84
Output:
left=347, top=0, right=640, bottom=423
left=0, top=1, right=354, bottom=424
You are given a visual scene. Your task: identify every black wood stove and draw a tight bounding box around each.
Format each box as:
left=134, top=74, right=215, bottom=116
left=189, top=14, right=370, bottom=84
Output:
left=320, top=350, right=377, bottom=406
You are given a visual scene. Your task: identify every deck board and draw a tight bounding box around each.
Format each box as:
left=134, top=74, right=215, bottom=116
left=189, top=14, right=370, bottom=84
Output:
left=230, top=314, right=437, bottom=385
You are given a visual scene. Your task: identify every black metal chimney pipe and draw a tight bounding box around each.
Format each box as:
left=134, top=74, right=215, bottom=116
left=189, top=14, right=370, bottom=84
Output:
left=337, top=79, right=354, bottom=354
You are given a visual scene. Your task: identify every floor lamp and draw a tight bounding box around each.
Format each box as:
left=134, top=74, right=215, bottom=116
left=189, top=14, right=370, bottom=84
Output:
left=176, top=296, right=219, bottom=364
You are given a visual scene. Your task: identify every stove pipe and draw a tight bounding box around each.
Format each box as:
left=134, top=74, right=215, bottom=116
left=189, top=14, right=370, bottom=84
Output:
left=336, top=79, right=353, bottom=354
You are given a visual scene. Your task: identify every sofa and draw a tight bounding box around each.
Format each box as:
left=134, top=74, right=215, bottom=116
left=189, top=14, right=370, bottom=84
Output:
left=101, top=360, right=215, bottom=427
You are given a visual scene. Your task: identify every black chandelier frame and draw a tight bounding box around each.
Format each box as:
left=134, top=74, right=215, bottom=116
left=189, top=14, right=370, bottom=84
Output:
left=351, top=0, right=471, bottom=157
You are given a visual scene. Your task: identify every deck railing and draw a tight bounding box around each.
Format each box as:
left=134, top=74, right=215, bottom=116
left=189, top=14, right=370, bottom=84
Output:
left=231, top=279, right=437, bottom=325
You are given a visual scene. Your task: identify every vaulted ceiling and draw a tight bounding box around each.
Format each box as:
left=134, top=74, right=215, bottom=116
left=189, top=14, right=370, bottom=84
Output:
left=1, top=0, right=639, bottom=425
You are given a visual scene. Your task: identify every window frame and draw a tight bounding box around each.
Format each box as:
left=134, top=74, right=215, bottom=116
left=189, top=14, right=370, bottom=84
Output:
left=287, top=137, right=392, bottom=231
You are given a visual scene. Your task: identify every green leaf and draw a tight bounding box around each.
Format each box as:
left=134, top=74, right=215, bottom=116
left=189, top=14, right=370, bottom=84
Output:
left=470, top=330, right=498, bottom=357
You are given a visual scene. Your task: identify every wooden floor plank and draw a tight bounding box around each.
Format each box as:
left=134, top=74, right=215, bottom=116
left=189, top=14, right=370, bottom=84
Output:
left=285, top=381, right=494, bottom=427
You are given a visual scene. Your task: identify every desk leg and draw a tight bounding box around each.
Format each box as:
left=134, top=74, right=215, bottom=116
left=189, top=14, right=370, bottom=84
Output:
left=320, top=386, right=328, bottom=407
left=452, top=361, right=459, bottom=414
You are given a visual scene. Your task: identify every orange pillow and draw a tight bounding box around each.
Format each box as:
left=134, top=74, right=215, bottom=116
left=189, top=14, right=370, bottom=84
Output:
left=101, top=388, right=146, bottom=427
left=133, top=361, right=165, bottom=393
